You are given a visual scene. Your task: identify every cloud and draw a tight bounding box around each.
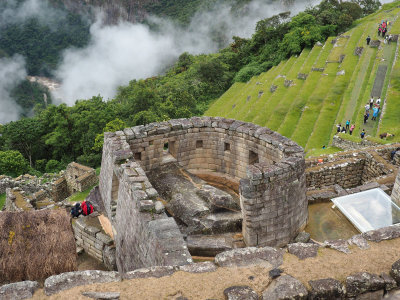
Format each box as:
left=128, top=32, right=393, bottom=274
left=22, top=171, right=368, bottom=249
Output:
left=54, top=0, right=321, bottom=104
left=0, top=0, right=63, bottom=27
left=0, top=55, right=26, bottom=124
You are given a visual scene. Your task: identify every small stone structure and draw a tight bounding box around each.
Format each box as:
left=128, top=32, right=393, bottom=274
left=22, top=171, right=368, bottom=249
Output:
left=72, top=216, right=116, bottom=270
left=65, top=162, right=97, bottom=194
left=99, top=116, right=307, bottom=274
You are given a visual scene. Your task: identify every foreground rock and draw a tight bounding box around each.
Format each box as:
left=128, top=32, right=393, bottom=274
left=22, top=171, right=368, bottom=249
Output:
left=362, top=225, right=400, bottom=243
left=390, top=259, right=400, bottom=285
left=262, top=275, right=308, bottom=300
left=44, top=271, right=121, bottom=296
left=308, top=278, right=344, bottom=300
left=197, top=184, right=240, bottom=212
left=345, top=272, right=385, bottom=298
left=323, top=239, right=350, bottom=254
left=82, top=291, right=120, bottom=299
left=215, top=247, right=283, bottom=268
left=224, top=286, right=259, bottom=300
left=179, top=262, right=217, bottom=273
left=124, top=266, right=176, bottom=279
left=287, top=243, right=319, bottom=259
left=0, top=281, right=39, bottom=300
left=186, top=234, right=235, bottom=256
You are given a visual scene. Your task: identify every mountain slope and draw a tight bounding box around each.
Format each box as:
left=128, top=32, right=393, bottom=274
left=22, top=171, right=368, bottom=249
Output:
left=205, top=2, right=400, bottom=152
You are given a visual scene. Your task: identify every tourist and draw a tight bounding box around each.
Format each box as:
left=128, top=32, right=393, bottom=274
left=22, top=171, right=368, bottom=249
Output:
left=361, top=129, right=366, bottom=139
left=81, top=200, right=94, bottom=216
left=365, top=103, right=370, bottom=112
left=378, top=25, right=382, bottom=36
left=372, top=106, right=379, bottom=120
left=341, top=126, right=346, bottom=133
left=70, top=203, right=82, bottom=218
left=346, top=120, right=350, bottom=130
left=383, top=27, right=387, bottom=38
left=337, top=124, right=341, bottom=133
left=376, top=97, right=381, bottom=105
left=370, top=97, right=374, bottom=109
left=349, top=124, right=355, bottom=135
left=366, top=35, right=371, bottom=45
left=364, top=113, right=368, bottom=124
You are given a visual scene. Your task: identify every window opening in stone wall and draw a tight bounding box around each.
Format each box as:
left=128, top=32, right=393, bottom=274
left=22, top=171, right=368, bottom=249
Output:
left=196, top=140, right=203, bottom=148
left=169, top=141, right=177, bottom=158
left=224, top=142, right=231, bottom=151
left=134, top=152, right=142, bottom=161
left=149, top=141, right=153, bottom=146
left=249, top=150, right=259, bottom=165
left=164, top=142, right=169, bottom=151
left=111, top=172, right=119, bottom=203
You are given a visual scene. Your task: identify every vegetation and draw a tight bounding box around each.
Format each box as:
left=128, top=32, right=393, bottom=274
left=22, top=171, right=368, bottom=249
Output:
left=68, top=183, right=98, bottom=203
left=0, top=193, right=5, bottom=210
left=0, top=0, right=386, bottom=176
left=206, top=1, right=400, bottom=155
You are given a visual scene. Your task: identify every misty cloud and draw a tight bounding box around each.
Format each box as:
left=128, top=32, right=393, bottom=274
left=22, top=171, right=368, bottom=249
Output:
left=55, top=0, right=321, bottom=104
left=0, top=0, right=63, bottom=27
left=0, top=55, right=26, bottom=124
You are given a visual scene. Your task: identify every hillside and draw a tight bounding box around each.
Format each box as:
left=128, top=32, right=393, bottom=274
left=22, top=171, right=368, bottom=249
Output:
left=205, top=2, right=400, bottom=153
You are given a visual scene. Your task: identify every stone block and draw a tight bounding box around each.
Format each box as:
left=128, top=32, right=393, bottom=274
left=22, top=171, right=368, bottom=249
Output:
left=287, top=243, right=319, bottom=260
left=82, top=292, right=120, bottom=300
left=44, top=271, right=121, bottom=296
left=346, top=272, right=386, bottom=297
left=139, top=200, right=155, bottom=212
left=0, top=281, right=39, bottom=300
left=96, top=232, right=113, bottom=246
left=84, top=225, right=101, bottom=236
left=308, top=278, right=345, bottom=300
left=262, top=275, right=307, bottom=300
left=224, top=286, right=259, bottom=300
left=179, top=262, right=217, bottom=273
left=215, top=247, right=283, bottom=268
left=124, top=266, right=176, bottom=279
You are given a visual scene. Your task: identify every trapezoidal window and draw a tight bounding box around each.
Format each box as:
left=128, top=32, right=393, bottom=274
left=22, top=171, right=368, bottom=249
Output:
left=111, top=172, right=119, bottom=204
left=249, top=150, right=259, bottom=165
left=196, top=140, right=203, bottom=148
left=134, top=152, right=142, bottom=161
left=224, top=142, right=231, bottom=151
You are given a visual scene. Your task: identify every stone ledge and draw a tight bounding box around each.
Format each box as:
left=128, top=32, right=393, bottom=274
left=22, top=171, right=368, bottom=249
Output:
left=44, top=270, right=121, bottom=296
left=0, top=281, right=39, bottom=300
left=215, top=247, right=283, bottom=268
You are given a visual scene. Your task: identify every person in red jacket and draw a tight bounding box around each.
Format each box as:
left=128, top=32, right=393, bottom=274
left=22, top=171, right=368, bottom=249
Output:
left=81, top=201, right=94, bottom=216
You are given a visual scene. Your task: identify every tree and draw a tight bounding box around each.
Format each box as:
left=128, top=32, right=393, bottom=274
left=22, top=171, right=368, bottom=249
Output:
left=93, top=118, right=127, bottom=152
left=352, top=0, right=381, bottom=15
left=2, top=118, right=44, bottom=167
left=0, top=150, right=29, bottom=177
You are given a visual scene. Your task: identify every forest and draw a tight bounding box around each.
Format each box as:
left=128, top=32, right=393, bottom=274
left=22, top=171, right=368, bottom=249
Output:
left=0, top=0, right=381, bottom=177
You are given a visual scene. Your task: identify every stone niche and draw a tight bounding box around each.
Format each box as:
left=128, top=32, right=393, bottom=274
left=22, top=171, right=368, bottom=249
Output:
left=99, top=117, right=307, bottom=272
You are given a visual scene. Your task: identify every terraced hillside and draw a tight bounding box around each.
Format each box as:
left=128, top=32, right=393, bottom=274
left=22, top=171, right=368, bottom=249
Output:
left=205, top=2, right=400, bottom=153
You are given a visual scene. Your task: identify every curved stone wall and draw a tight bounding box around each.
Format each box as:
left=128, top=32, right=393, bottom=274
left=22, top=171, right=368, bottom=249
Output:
left=100, top=116, right=307, bottom=260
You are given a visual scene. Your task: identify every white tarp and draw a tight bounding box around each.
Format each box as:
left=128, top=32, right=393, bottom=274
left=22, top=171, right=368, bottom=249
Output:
left=332, top=188, right=400, bottom=233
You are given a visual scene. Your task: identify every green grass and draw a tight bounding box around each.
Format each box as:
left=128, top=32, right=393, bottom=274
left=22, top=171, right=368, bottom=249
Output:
left=0, top=193, right=5, bottom=210
left=68, top=183, right=97, bottom=203
left=306, top=147, right=343, bottom=158
left=205, top=4, right=400, bottom=151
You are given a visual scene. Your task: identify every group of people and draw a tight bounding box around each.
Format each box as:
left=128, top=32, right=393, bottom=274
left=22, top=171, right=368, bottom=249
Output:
left=378, top=20, right=389, bottom=37
left=364, top=97, right=381, bottom=123
left=70, top=200, right=94, bottom=218
left=336, top=119, right=356, bottom=135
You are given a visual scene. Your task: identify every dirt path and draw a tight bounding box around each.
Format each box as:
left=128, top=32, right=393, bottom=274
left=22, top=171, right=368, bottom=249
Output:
left=31, top=238, right=400, bottom=300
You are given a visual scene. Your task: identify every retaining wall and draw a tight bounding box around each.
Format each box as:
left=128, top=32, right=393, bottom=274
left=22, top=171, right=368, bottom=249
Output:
left=392, top=169, right=400, bottom=207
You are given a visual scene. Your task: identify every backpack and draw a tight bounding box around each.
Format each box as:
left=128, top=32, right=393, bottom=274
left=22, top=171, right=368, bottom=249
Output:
left=82, top=201, right=93, bottom=216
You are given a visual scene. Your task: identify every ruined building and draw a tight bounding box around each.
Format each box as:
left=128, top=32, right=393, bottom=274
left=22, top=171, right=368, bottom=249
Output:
left=97, top=116, right=308, bottom=273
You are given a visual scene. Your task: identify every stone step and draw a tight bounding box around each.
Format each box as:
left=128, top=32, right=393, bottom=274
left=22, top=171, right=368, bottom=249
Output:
left=186, top=233, right=244, bottom=256
left=200, top=212, right=242, bottom=234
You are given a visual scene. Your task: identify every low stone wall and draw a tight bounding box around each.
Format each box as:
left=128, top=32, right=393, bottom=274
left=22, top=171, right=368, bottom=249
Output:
left=72, top=217, right=116, bottom=270
left=51, top=177, right=69, bottom=202
left=332, top=135, right=377, bottom=150
left=306, top=145, right=398, bottom=189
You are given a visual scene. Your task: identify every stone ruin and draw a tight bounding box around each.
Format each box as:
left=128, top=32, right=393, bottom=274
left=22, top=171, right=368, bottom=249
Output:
left=97, top=116, right=308, bottom=273
left=2, top=162, right=97, bottom=212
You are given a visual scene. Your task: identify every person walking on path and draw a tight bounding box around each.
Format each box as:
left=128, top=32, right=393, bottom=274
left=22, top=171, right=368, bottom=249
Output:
left=365, top=103, right=370, bottom=113
left=366, top=35, right=371, bottom=45
left=376, top=97, right=381, bottom=105
left=346, top=120, right=350, bottom=130
left=370, top=97, right=374, bottom=109
left=364, top=113, right=368, bottom=124
left=349, top=124, right=355, bottom=135
left=378, top=25, right=381, bottom=36
left=337, top=124, right=341, bottom=133
left=361, top=129, right=366, bottom=139
left=383, top=27, right=387, bottom=38
left=372, top=106, right=379, bottom=120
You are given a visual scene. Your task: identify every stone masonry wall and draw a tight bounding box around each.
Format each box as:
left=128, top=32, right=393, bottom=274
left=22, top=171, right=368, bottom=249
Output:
left=101, top=117, right=307, bottom=249
left=392, top=169, right=400, bottom=207
left=100, top=129, right=191, bottom=274
left=332, top=135, right=377, bottom=150
left=65, top=162, right=97, bottom=194
left=72, top=217, right=115, bottom=269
